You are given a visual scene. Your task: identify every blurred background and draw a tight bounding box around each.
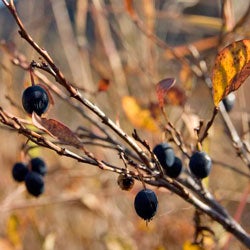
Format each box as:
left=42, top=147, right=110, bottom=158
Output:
left=0, top=0, right=250, bottom=249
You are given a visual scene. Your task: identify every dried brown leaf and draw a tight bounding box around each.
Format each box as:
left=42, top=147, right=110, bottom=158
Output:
left=32, top=113, right=82, bottom=147
left=155, top=78, right=176, bottom=108
left=97, top=78, right=110, bottom=92
left=165, top=86, right=187, bottom=106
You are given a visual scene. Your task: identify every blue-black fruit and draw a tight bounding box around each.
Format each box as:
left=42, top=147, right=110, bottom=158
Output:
left=189, top=151, right=212, bottom=179
left=22, top=85, right=49, bottom=116
left=25, top=171, right=44, bottom=197
left=153, top=143, right=175, bottom=168
left=117, top=174, right=134, bottom=191
left=12, top=162, right=29, bottom=182
left=30, top=157, right=47, bottom=176
left=222, top=93, right=236, bottom=112
left=164, top=156, right=183, bottom=178
left=134, top=189, right=158, bottom=221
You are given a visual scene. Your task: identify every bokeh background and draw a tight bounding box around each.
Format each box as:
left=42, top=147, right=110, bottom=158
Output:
left=0, top=0, right=250, bottom=249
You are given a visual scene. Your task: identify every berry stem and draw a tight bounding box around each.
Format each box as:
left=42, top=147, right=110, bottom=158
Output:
left=29, top=63, right=35, bottom=86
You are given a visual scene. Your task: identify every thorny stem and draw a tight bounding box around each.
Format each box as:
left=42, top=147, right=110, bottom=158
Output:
left=1, top=0, right=250, bottom=248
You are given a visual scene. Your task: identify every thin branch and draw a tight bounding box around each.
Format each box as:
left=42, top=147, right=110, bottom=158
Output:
left=199, top=107, right=219, bottom=143
left=1, top=1, right=153, bottom=171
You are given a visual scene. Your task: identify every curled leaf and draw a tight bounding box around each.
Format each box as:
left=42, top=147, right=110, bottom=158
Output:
left=155, top=78, right=176, bottom=108
left=122, top=96, right=158, bottom=132
left=212, top=39, right=250, bottom=106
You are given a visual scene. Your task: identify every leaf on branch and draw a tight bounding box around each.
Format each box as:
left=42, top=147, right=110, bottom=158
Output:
left=212, top=39, right=250, bottom=106
left=97, top=78, right=110, bottom=92
left=122, top=96, right=158, bottom=132
left=155, top=78, right=176, bottom=108
left=32, top=113, right=82, bottom=147
left=165, top=86, right=187, bottom=106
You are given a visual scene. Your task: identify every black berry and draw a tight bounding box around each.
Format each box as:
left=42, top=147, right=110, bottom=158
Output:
left=25, top=171, right=44, bottom=197
left=153, top=143, right=175, bottom=168
left=164, top=156, right=183, bottom=178
left=22, top=85, right=49, bottom=116
left=134, top=189, right=158, bottom=221
left=12, top=162, right=29, bottom=182
left=222, top=93, right=236, bottom=112
left=189, top=151, right=212, bottom=179
left=117, top=173, right=134, bottom=191
left=30, top=157, right=47, bottom=176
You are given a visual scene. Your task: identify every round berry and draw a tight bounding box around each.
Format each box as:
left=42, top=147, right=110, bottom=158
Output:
left=189, top=151, right=212, bottom=179
left=222, top=93, right=236, bottom=112
left=117, top=174, right=134, bottom=191
left=25, top=172, right=44, bottom=197
left=12, top=162, right=29, bottom=182
left=22, top=85, right=49, bottom=116
left=164, top=156, right=183, bottom=178
left=153, top=143, right=175, bottom=168
left=30, top=157, right=47, bottom=176
left=134, top=189, right=158, bottom=221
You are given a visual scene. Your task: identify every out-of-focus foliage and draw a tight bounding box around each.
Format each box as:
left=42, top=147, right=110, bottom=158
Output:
left=0, top=0, right=250, bottom=250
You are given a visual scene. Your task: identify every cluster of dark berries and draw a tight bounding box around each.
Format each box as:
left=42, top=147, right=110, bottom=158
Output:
left=12, top=157, right=47, bottom=197
left=153, top=143, right=183, bottom=178
left=22, top=85, right=49, bottom=116
left=153, top=142, right=212, bottom=179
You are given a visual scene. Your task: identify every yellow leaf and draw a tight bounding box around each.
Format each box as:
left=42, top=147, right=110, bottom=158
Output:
left=122, top=96, right=158, bottom=132
left=212, top=39, right=250, bottom=106
left=6, top=215, right=21, bottom=247
left=183, top=241, right=203, bottom=250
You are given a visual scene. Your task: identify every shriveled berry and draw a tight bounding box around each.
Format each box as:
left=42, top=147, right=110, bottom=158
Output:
left=12, top=162, right=29, bottom=182
left=153, top=143, right=175, bottom=168
left=222, top=93, right=236, bottom=112
left=134, top=189, right=158, bottom=221
left=117, top=174, right=134, bottom=191
left=189, top=151, right=212, bottom=179
left=25, top=171, right=44, bottom=197
left=30, top=157, right=47, bottom=176
left=164, top=156, right=183, bottom=178
left=22, top=85, right=49, bottom=116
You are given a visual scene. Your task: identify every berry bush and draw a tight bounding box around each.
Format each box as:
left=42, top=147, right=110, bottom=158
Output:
left=0, top=1, right=250, bottom=249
